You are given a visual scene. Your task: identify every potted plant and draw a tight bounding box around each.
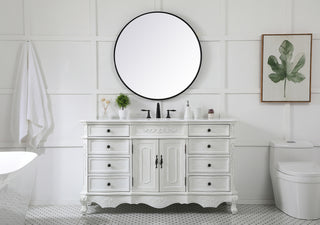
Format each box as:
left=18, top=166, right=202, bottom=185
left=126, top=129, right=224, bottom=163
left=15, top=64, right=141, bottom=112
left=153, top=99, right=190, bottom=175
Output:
left=116, top=93, right=130, bottom=119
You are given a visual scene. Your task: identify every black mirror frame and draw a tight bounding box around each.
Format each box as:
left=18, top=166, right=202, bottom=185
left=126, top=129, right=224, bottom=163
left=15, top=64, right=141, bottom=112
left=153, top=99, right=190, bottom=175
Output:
left=113, top=11, right=202, bottom=101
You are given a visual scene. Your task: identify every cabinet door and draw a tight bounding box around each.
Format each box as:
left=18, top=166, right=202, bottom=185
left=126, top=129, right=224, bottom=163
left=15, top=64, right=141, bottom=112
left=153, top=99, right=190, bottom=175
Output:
left=132, top=140, right=159, bottom=192
left=159, top=139, right=185, bottom=192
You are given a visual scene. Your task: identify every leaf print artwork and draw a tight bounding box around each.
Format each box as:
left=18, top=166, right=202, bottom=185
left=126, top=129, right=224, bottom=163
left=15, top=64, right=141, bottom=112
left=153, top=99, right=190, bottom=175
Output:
left=267, top=40, right=305, bottom=98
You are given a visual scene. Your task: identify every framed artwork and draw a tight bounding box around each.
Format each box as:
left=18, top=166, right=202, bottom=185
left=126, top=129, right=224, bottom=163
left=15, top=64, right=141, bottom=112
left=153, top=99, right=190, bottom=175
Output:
left=261, top=34, right=312, bottom=102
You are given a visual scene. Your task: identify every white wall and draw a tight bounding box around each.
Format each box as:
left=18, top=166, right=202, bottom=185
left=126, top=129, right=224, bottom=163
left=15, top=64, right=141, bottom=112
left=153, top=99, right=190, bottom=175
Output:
left=0, top=0, right=319, bottom=205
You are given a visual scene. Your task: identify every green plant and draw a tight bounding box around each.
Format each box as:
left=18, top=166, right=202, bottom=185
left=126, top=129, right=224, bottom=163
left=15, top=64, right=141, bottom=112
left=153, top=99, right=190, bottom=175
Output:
left=267, top=40, right=306, bottom=98
left=116, top=93, right=130, bottom=110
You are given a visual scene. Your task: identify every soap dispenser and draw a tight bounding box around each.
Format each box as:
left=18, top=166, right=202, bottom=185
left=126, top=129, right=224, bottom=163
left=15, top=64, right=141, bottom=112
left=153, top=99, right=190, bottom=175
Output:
left=184, top=100, right=192, bottom=120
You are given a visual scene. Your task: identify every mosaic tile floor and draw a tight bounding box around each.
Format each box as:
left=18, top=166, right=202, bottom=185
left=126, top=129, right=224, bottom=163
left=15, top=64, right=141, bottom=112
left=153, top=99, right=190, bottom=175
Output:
left=25, top=204, right=320, bottom=225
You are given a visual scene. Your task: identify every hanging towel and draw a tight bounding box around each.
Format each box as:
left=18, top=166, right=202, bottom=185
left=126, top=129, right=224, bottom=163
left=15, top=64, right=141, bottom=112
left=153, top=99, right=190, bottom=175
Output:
left=11, top=42, right=52, bottom=149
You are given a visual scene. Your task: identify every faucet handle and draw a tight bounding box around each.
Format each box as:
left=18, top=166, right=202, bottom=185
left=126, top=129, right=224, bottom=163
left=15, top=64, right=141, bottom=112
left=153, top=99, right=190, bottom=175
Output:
left=166, top=109, right=176, bottom=119
left=141, top=109, right=151, bottom=119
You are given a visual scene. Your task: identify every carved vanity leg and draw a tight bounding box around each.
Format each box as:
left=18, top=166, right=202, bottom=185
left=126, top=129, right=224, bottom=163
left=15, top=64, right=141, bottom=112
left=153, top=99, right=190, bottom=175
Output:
left=80, top=195, right=88, bottom=215
left=230, top=196, right=238, bottom=214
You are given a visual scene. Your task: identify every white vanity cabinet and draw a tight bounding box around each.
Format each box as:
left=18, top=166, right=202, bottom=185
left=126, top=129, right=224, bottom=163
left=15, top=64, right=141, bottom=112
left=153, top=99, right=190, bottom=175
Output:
left=132, top=139, right=185, bottom=192
left=80, top=120, right=238, bottom=214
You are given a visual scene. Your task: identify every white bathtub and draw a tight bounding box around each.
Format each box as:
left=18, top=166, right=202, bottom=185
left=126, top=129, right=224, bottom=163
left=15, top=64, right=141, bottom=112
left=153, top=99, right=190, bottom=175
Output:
left=0, top=151, right=37, bottom=225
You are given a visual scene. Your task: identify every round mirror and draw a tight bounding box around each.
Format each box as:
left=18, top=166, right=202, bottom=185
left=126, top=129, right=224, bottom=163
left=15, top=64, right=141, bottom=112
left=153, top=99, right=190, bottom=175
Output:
left=114, top=11, right=202, bottom=100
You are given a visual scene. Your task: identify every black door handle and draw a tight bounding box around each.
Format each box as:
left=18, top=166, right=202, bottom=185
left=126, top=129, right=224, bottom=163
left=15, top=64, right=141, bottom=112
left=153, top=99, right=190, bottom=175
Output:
left=160, top=155, right=163, bottom=168
left=155, top=155, right=158, bottom=168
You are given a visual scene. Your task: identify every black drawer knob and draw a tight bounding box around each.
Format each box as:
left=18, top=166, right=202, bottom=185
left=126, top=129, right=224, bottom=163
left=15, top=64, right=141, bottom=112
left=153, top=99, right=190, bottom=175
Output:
left=107, top=182, right=111, bottom=186
left=208, top=182, right=212, bottom=186
left=207, top=128, right=211, bottom=132
left=208, top=163, right=211, bottom=167
left=107, top=145, right=110, bottom=149
left=207, top=144, right=211, bottom=148
left=107, top=164, right=111, bottom=167
left=107, top=129, right=111, bottom=133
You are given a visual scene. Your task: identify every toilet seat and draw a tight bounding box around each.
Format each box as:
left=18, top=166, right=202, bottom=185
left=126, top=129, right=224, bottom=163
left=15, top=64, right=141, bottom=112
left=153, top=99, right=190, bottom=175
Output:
left=276, top=162, right=320, bottom=183
left=278, top=161, right=320, bottom=177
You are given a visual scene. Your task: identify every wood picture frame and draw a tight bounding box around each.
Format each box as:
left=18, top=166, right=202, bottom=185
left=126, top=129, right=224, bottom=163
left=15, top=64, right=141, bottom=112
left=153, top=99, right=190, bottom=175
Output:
left=261, top=34, right=312, bottom=102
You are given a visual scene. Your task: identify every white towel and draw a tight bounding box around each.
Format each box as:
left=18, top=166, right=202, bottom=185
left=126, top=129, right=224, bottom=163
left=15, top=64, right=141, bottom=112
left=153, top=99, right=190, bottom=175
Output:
left=11, top=42, right=52, bottom=149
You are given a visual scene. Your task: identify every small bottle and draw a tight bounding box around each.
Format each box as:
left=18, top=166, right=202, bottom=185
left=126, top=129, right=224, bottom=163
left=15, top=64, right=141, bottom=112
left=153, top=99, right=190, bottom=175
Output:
left=184, top=100, right=192, bottom=120
left=208, top=109, right=214, bottom=120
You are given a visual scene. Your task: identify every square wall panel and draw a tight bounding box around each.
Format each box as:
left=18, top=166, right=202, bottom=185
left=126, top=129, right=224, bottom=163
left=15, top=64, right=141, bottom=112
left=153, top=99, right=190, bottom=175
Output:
left=227, top=41, right=260, bottom=90
left=0, top=95, right=14, bottom=143
left=29, top=0, right=91, bottom=35
left=311, top=40, right=320, bottom=89
left=162, top=0, right=223, bottom=38
left=98, top=94, right=155, bottom=119
left=292, top=94, right=320, bottom=145
left=97, top=0, right=155, bottom=38
left=0, top=41, right=23, bottom=89
left=0, top=0, right=24, bottom=35
left=98, top=42, right=127, bottom=90
left=293, top=0, right=320, bottom=33
left=33, top=41, right=95, bottom=91
left=227, top=94, right=284, bottom=145
left=227, top=0, right=287, bottom=35
left=45, top=95, right=95, bottom=146
left=191, top=42, right=221, bottom=90
left=31, top=147, right=83, bottom=204
left=162, top=94, right=221, bottom=119
left=234, top=146, right=273, bottom=201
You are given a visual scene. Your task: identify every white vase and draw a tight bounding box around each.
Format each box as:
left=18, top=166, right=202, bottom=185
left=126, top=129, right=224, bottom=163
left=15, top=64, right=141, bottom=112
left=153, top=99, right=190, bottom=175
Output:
left=118, top=108, right=127, bottom=120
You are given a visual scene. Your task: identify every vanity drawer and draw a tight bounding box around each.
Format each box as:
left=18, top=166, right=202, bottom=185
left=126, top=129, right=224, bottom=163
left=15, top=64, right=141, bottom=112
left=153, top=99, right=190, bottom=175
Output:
left=188, top=139, right=229, bottom=154
left=188, top=157, right=229, bottom=173
left=88, top=125, right=129, bottom=137
left=88, top=176, right=130, bottom=192
left=89, top=140, right=130, bottom=155
left=88, top=157, right=130, bottom=174
left=131, top=124, right=187, bottom=137
left=189, top=125, right=229, bottom=137
left=188, top=176, right=230, bottom=192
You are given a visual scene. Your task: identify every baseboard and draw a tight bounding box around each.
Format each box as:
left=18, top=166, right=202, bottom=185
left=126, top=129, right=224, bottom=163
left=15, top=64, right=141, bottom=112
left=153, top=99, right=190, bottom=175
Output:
left=237, top=199, right=274, bottom=205
left=30, top=199, right=81, bottom=206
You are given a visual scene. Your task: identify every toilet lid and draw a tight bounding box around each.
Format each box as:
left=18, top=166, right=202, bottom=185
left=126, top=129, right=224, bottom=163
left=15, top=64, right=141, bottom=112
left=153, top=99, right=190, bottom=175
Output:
left=277, top=162, right=320, bottom=177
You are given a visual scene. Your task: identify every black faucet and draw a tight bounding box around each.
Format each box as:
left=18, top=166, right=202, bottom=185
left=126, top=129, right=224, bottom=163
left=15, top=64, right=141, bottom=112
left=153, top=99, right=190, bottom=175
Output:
left=156, top=103, right=161, bottom=118
left=141, top=109, right=151, bottom=119
left=166, top=110, right=176, bottom=119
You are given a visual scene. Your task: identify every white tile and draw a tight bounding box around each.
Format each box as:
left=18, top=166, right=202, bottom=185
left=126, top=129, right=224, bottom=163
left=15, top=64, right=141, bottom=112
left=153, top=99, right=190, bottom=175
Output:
left=26, top=205, right=320, bottom=225
left=311, top=40, right=320, bottom=89
left=0, top=95, right=14, bottom=143
left=0, top=0, right=24, bottom=35
left=191, top=42, right=221, bottom=90
left=293, top=0, right=320, bottom=33
left=29, top=0, right=91, bottom=35
left=45, top=95, right=95, bottom=146
left=33, top=41, right=95, bottom=91
left=98, top=42, right=126, bottom=90
left=0, top=41, right=23, bottom=89
left=292, top=94, right=320, bottom=145
left=97, top=0, right=155, bottom=38
left=227, top=0, right=288, bottom=35
left=227, top=41, right=260, bottom=89
left=226, top=94, right=284, bottom=145
left=162, top=0, right=223, bottom=38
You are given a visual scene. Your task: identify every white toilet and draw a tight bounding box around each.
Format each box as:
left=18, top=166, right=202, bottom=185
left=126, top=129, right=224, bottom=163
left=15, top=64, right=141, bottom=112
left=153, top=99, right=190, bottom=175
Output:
left=270, top=140, right=320, bottom=220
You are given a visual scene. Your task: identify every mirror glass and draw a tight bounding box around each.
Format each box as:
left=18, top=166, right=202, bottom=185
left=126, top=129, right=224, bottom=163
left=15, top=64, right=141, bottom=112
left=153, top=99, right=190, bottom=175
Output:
left=114, top=12, right=202, bottom=100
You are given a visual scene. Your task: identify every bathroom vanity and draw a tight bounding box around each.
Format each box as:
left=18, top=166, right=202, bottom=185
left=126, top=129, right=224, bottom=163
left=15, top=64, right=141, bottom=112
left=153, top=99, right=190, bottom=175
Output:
left=80, top=119, right=238, bottom=214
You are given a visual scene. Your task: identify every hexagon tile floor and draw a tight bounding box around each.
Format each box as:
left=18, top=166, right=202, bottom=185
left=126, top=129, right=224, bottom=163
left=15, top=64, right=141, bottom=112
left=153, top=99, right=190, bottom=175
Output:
left=24, top=204, right=320, bottom=225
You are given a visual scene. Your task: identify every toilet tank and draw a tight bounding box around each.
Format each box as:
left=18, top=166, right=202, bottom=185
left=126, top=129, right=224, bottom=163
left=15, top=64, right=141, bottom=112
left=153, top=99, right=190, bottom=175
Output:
left=270, top=140, right=315, bottom=172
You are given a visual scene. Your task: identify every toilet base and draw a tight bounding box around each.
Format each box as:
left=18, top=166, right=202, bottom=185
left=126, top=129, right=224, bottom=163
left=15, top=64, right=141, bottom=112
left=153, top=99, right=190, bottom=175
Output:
left=273, top=171, right=320, bottom=220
